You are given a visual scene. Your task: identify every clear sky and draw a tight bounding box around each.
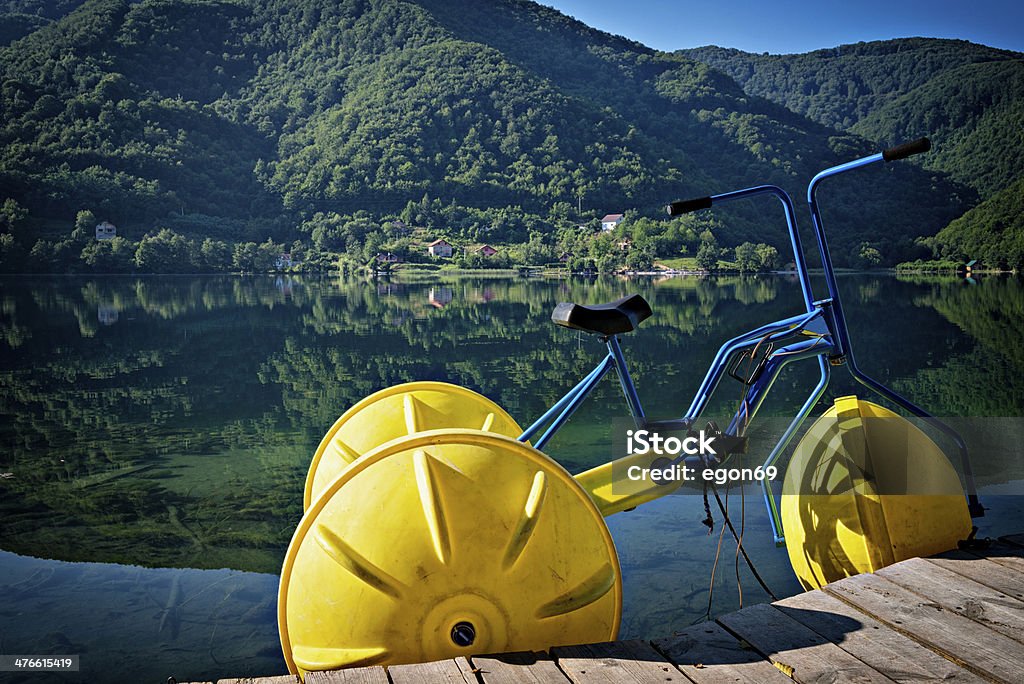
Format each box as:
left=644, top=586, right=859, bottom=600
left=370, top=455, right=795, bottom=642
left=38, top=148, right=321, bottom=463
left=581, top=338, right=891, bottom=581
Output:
left=539, top=1, right=1024, bottom=55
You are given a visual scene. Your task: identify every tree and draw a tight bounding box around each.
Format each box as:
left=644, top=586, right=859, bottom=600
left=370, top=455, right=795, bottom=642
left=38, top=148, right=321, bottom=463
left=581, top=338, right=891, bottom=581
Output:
left=734, top=242, right=759, bottom=272
left=1, top=199, right=28, bottom=233
left=72, top=210, right=97, bottom=243
left=625, top=240, right=655, bottom=271
left=521, top=232, right=554, bottom=266
left=134, top=229, right=193, bottom=272
left=696, top=237, right=719, bottom=272
left=200, top=238, right=232, bottom=271
left=81, top=236, right=134, bottom=272
left=755, top=243, right=779, bottom=271
left=256, top=239, right=281, bottom=271
left=232, top=242, right=259, bottom=271
left=856, top=242, right=882, bottom=269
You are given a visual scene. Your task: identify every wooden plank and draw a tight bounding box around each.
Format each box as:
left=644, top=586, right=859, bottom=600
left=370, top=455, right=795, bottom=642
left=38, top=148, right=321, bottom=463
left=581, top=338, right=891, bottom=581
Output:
left=551, top=639, right=684, bottom=683
left=471, top=651, right=570, bottom=684
left=653, top=622, right=791, bottom=684
left=306, top=665, right=390, bottom=684
left=877, top=556, right=1024, bottom=643
left=717, top=602, right=894, bottom=683
left=388, top=658, right=472, bottom=684
left=775, top=588, right=985, bottom=684
left=453, top=657, right=478, bottom=682
left=217, top=677, right=300, bottom=684
left=825, top=570, right=1024, bottom=683
left=928, top=551, right=1024, bottom=600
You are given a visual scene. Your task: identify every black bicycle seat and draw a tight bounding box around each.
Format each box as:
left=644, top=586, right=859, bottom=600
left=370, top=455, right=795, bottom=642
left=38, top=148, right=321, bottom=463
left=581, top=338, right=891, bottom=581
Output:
left=551, top=294, right=652, bottom=336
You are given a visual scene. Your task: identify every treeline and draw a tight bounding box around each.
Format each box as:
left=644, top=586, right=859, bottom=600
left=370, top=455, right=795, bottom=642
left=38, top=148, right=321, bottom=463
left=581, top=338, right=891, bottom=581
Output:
left=0, top=206, right=317, bottom=273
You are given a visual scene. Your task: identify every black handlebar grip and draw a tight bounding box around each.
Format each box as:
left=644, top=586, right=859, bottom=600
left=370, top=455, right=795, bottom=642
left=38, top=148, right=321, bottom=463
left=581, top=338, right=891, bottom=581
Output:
left=882, top=137, right=931, bottom=162
left=666, top=196, right=713, bottom=216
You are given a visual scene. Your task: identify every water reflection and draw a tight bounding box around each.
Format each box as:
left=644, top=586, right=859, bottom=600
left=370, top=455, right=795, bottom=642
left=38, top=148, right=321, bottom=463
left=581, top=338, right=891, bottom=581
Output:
left=1, top=273, right=1022, bottom=682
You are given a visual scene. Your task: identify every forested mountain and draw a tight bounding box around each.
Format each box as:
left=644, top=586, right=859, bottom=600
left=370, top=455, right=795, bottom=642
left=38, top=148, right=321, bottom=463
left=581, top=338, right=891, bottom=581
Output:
left=682, top=40, right=1024, bottom=199
left=851, top=60, right=1024, bottom=199
left=680, top=39, right=1024, bottom=265
left=0, top=1, right=1004, bottom=272
left=680, top=40, right=1018, bottom=130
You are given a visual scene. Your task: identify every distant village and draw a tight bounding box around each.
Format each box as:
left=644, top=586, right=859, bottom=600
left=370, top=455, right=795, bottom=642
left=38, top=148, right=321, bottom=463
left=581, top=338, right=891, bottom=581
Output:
left=371, top=213, right=629, bottom=270
left=83, top=208, right=706, bottom=276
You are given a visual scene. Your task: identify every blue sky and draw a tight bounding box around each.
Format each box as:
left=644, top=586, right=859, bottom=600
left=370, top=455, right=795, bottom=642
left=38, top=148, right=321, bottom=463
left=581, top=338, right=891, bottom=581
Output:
left=540, top=1, right=1024, bottom=54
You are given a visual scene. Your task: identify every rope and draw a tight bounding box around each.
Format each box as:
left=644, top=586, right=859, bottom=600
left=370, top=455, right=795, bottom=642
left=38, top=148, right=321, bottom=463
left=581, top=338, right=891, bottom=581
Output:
left=710, top=482, right=777, bottom=601
left=703, top=481, right=730, bottom=622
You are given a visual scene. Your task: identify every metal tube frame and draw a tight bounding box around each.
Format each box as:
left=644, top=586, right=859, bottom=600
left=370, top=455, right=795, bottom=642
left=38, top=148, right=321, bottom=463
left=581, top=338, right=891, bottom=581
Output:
left=809, top=157, right=983, bottom=518
left=517, top=159, right=982, bottom=545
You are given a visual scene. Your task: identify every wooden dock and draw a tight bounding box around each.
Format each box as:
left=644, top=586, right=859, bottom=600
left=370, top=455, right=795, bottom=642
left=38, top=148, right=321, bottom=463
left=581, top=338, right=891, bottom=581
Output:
left=191, top=534, right=1024, bottom=684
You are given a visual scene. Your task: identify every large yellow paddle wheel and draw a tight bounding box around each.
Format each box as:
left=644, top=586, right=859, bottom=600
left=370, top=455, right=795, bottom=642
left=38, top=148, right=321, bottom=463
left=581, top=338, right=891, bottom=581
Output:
left=279, top=384, right=624, bottom=679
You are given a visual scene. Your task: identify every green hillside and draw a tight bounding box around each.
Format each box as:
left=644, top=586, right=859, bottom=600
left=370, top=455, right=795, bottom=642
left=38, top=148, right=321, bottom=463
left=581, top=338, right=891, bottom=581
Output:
left=681, top=38, right=1024, bottom=265
left=851, top=60, right=1024, bottom=198
left=0, top=1, right=982, bottom=273
left=680, top=39, right=1019, bottom=132
left=928, top=176, right=1024, bottom=268
left=0, top=0, right=85, bottom=43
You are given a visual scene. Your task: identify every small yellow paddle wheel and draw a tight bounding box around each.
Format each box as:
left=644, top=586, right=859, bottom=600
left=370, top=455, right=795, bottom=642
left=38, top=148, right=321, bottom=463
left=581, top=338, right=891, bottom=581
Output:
left=782, top=396, right=971, bottom=590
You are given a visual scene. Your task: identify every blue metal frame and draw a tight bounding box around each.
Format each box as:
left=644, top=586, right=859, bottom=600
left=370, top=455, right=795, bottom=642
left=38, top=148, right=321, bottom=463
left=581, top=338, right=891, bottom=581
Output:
left=518, top=151, right=982, bottom=544
left=808, top=157, right=983, bottom=518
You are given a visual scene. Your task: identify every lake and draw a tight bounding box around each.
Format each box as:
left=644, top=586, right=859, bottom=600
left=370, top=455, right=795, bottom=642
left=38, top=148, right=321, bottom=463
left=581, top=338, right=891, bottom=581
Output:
left=2, top=272, right=1023, bottom=683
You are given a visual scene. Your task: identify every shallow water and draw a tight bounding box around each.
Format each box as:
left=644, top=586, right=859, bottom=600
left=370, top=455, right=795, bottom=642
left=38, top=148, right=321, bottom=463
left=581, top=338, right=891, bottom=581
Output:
left=1, top=273, right=1022, bottom=683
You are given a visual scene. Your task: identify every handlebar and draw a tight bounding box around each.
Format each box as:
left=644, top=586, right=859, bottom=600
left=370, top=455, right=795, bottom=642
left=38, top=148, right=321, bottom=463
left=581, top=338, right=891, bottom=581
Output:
left=666, top=196, right=712, bottom=217
left=669, top=137, right=931, bottom=217
left=882, top=137, right=930, bottom=162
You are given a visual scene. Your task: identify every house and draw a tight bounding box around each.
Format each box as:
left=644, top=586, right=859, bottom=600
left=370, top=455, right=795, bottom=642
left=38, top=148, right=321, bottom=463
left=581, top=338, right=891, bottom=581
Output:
left=276, top=253, right=294, bottom=269
left=427, top=239, right=453, bottom=258
left=375, top=252, right=403, bottom=263
left=477, top=244, right=498, bottom=257
left=95, top=221, right=116, bottom=240
left=617, top=237, right=632, bottom=251
left=601, top=214, right=624, bottom=231
left=558, top=252, right=573, bottom=263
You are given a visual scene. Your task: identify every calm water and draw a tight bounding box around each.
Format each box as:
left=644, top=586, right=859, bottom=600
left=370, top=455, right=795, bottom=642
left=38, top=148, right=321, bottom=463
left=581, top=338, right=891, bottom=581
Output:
left=1, top=273, right=1023, bottom=683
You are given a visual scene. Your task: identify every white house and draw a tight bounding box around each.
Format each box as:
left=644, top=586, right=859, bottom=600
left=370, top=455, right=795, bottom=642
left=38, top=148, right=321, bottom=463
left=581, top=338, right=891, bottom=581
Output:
left=600, top=214, right=624, bottom=231
left=95, top=221, right=116, bottom=240
left=427, top=239, right=453, bottom=258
